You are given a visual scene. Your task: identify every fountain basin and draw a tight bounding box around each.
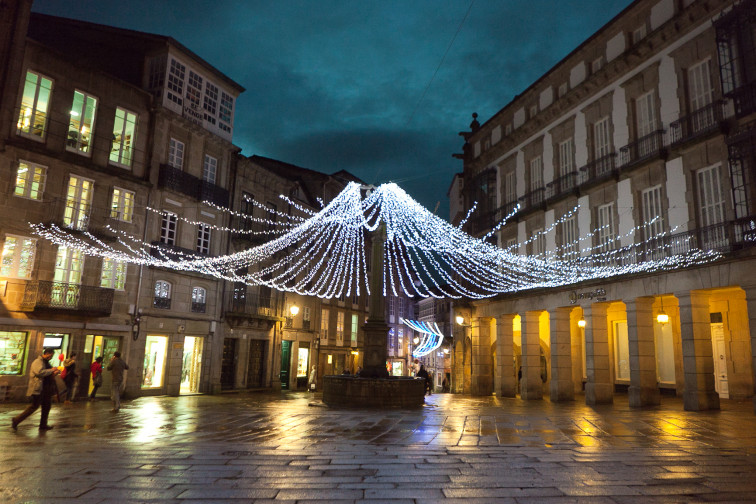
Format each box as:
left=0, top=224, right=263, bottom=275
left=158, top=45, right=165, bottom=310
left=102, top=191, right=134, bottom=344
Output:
left=322, top=375, right=426, bottom=408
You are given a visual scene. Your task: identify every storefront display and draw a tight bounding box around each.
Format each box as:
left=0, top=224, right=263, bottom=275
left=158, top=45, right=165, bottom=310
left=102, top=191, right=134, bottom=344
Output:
left=142, top=335, right=167, bottom=388
left=0, top=331, right=27, bottom=375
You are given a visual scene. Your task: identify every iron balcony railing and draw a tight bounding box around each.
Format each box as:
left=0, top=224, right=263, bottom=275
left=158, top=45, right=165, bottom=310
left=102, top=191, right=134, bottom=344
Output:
left=575, top=216, right=756, bottom=268
left=619, top=130, right=666, bottom=169
left=518, top=187, right=545, bottom=212
left=577, top=153, right=617, bottom=185
left=229, top=215, right=277, bottom=245
left=670, top=100, right=727, bottom=146
left=546, top=170, right=578, bottom=201
left=158, top=163, right=229, bottom=207
left=153, top=296, right=171, bottom=309
left=21, top=281, right=114, bottom=315
left=150, top=241, right=206, bottom=262
left=728, top=80, right=756, bottom=119
left=191, top=301, right=206, bottom=313
left=468, top=201, right=518, bottom=235
left=224, top=290, right=281, bottom=319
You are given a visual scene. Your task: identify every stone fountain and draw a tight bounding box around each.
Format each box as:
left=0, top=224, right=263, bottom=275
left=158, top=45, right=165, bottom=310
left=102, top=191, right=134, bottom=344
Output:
left=321, top=224, right=426, bottom=408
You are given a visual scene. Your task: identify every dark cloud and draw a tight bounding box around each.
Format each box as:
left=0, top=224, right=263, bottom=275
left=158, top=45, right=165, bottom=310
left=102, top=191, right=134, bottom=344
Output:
left=32, top=0, right=630, bottom=216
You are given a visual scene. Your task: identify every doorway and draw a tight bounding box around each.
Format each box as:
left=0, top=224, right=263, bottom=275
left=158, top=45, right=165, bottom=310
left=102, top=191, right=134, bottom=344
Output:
left=613, top=320, right=630, bottom=381
left=710, top=316, right=729, bottom=399
left=247, top=339, right=266, bottom=388
left=142, top=335, right=168, bottom=389
left=180, top=336, right=203, bottom=394
left=221, top=338, right=237, bottom=390
left=280, top=340, right=292, bottom=390
left=87, top=335, right=121, bottom=397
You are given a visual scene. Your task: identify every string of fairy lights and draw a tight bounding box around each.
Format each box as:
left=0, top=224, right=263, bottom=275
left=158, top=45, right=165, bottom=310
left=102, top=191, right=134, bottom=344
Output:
left=29, top=182, right=722, bottom=300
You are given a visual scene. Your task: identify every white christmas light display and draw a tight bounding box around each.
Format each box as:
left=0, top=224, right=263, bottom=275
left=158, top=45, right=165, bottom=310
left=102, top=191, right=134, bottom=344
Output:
left=400, top=318, right=446, bottom=357
left=29, top=182, right=722, bottom=299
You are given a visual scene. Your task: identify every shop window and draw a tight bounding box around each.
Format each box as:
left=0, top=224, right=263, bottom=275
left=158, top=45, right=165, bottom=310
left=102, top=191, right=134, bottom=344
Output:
left=351, top=313, right=358, bottom=347
left=0, top=331, right=28, bottom=375
left=142, top=335, right=167, bottom=388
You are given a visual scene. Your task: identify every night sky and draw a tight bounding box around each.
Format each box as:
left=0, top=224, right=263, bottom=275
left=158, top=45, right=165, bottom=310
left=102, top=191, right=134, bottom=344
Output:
left=31, top=0, right=630, bottom=217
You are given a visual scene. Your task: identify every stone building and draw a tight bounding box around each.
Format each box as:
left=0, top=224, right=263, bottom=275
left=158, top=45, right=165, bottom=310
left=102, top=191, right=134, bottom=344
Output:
left=0, top=4, right=244, bottom=400
left=451, top=0, right=756, bottom=412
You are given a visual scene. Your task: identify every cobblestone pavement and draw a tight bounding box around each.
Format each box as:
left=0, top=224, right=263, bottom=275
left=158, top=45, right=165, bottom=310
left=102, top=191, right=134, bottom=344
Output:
left=2, top=391, right=756, bottom=503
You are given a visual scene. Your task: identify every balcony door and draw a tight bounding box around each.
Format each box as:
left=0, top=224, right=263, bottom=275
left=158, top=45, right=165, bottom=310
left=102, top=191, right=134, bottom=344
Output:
left=63, top=175, right=93, bottom=230
left=52, top=247, right=83, bottom=306
left=697, top=165, right=727, bottom=249
left=689, top=59, right=714, bottom=132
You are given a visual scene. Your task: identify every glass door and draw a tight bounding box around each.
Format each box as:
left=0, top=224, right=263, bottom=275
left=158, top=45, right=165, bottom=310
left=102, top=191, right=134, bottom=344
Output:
left=180, top=336, right=203, bottom=394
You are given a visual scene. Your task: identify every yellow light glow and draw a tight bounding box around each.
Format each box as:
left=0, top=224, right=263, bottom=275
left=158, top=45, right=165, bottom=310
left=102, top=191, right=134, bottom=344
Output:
left=327, top=354, right=332, bottom=364
left=455, top=315, right=464, bottom=325
left=289, top=304, right=300, bottom=316
left=656, top=312, right=669, bottom=324
left=577, top=318, right=586, bottom=328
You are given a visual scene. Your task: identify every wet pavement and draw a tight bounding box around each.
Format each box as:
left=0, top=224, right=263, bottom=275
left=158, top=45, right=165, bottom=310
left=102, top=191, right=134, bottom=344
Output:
left=1, top=391, right=756, bottom=503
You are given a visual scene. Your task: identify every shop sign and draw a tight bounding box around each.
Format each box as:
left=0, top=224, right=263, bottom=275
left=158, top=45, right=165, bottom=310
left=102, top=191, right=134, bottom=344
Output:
left=569, top=288, right=606, bottom=304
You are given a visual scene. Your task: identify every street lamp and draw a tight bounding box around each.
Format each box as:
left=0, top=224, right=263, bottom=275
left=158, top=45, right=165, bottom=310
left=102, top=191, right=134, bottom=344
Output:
left=290, top=304, right=300, bottom=316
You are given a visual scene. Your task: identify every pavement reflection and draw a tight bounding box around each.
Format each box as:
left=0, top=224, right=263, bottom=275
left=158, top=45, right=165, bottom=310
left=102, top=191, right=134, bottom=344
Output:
left=1, top=392, right=756, bottom=502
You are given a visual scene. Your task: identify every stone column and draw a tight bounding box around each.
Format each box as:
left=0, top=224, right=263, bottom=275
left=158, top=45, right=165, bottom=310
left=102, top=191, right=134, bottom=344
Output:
left=496, top=314, right=517, bottom=397
left=550, top=307, right=574, bottom=401
left=678, top=291, right=719, bottom=411
left=627, top=297, right=660, bottom=407
left=521, top=311, right=543, bottom=400
left=471, top=317, right=493, bottom=396
left=361, top=224, right=389, bottom=378
left=584, top=303, right=613, bottom=405
left=746, top=288, right=756, bottom=414
left=452, top=335, right=464, bottom=393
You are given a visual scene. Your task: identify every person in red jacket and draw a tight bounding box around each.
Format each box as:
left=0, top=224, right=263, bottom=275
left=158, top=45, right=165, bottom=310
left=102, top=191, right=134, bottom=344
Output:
left=89, top=356, right=103, bottom=401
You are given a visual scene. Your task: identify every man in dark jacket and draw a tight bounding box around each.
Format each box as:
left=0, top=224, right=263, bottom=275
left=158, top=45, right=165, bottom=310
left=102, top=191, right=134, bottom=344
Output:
left=107, top=351, right=129, bottom=413
left=12, top=348, right=60, bottom=431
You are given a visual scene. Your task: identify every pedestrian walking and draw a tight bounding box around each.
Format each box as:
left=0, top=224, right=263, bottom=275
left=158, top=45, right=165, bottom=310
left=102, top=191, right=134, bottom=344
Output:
left=62, top=352, right=78, bottom=403
left=416, top=364, right=431, bottom=395
left=107, top=351, right=129, bottom=413
left=308, top=365, right=317, bottom=392
left=11, top=348, right=60, bottom=431
left=89, top=356, right=103, bottom=401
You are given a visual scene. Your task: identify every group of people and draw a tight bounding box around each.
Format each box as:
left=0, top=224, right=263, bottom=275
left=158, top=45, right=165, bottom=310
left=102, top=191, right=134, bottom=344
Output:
left=11, top=348, right=129, bottom=431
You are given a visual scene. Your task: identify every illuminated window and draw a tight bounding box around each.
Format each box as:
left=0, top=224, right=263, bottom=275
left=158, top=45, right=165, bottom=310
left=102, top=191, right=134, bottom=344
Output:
left=320, top=308, right=329, bottom=344
left=14, top=160, right=46, bottom=200
left=1, top=235, right=36, bottom=279
left=350, top=313, right=358, bottom=347
left=100, top=258, right=126, bottom=290
left=54, top=246, right=84, bottom=285
left=16, top=70, right=53, bottom=140
left=63, top=175, right=94, bottom=231
left=66, top=90, right=97, bottom=154
left=110, top=108, right=137, bottom=167
left=110, top=187, right=134, bottom=222
left=336, top=311, right=344, bottom=346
